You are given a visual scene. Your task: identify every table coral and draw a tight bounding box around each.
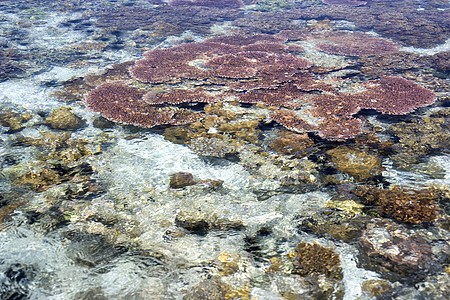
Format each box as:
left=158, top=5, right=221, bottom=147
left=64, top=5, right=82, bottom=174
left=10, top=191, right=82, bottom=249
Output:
left=323, top=0, right=367, bottom=5
left=169, top=0, right=244, bottom=8
left=85, top=82, right=203, bottom=127
left=313, top=31, right=399, bottom=56
left=85, top=31, right=436, bottom=140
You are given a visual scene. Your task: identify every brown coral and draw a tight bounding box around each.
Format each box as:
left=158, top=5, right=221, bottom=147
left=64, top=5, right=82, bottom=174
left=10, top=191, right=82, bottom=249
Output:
left=288, top=241, right=343, bottom=280
left=356, top=186, right=442, bottom=224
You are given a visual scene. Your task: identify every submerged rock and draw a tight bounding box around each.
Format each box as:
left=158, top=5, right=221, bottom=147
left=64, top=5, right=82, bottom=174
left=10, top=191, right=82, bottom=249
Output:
left=358, top=218, right=438, bottom=283
left=169, top=172, right=197, bottom=189
left=299, top=208, right=369, bottom=242
left=0, top=110, right=32, bottom=132
left=44, top=107, right=84, bottom=131
left=326, top=146, right=383, bottom=180
left=183, top=277, right=247, bottom=300
left=389, top=115, right=450, bottom=167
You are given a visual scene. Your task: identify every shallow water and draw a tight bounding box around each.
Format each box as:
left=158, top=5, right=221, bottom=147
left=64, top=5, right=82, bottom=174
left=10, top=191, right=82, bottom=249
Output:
left=0, top=1, right=449, bottom=299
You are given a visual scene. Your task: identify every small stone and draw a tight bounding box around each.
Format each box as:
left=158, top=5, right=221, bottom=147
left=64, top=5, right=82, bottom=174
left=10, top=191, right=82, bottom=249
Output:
left=44, top=107, right=84, bottom=130
left=93, top=116, right=115, bottom=129
left=169, top=172, right=197, bottom=189
left=163, top=127, right=189, bottom=144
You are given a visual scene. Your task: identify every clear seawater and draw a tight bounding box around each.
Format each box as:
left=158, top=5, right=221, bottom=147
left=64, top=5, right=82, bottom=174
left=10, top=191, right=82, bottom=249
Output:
left=0, top=1, right=449, bottom=299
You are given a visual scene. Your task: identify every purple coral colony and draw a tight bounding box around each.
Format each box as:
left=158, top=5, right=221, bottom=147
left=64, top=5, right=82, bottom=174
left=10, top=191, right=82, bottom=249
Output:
left=0, top=0, right=449, bottom=299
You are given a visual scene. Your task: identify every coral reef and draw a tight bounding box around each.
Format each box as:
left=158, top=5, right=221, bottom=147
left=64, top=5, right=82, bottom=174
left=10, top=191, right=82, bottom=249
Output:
left=389, top=114, right=450, bottom=167
left=234, top=0, right=449, bottom=48
left=282, top=1, right=450, bottom=48
left=313, top=31, right=399, bottom=56
left=94, top=4, right=243, bottom=35
left=253, top=0, right=293, bottom=12
left=85, top=32, right=435, bottom=141
left=288, top=241, right=343, bottom=279
left=85, top=82, right=203, bottom=128
left=359, top=51, right=426, bottom=77
left=52, top=61, right=134, bottom=103
left=356, top=185, right=443, bottom=224
left=323, top=0, right=366, bottom=6
left=169, top=0, right=244, bottom=8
